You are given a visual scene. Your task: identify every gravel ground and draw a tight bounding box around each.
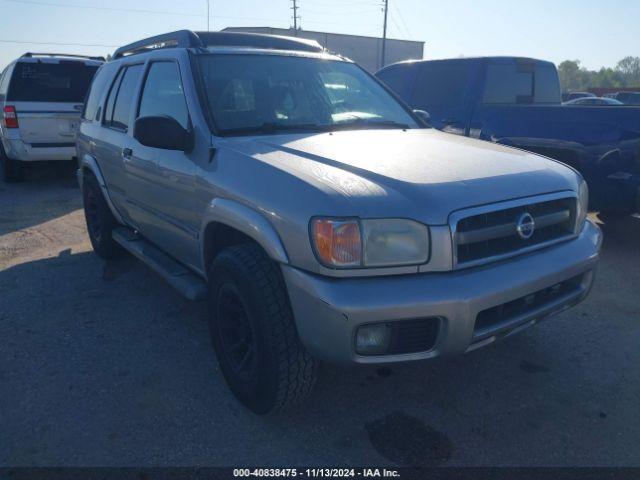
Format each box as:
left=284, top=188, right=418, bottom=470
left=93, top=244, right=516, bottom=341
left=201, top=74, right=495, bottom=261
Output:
left=1, top=163, right=639, bottom=467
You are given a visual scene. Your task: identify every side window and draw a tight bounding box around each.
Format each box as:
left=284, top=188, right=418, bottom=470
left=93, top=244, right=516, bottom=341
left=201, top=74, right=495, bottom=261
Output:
left=534, top=63, right=561, bottom=104
left=411, top=62, right=471, bottom=110
left=483, top=63, right=534, bottom=104
left=110, top=64, right=143, bottom=131
left=138, top=62, right=189, bottom=129
left=376, top=64, right=413, bottom=102
left=104, top=68, right=124, bottom=127
left=82, top=64, right=114, bottom=121
left=0, top=65, right=15, bottom=102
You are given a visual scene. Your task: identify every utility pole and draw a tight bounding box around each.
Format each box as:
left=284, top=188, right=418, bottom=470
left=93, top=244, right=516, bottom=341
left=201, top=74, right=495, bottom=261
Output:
left=380, top=0, right=389, bottom=69
left=291, top=0, right=300, bottom=35
left=206, top=0, right=210, bottom=32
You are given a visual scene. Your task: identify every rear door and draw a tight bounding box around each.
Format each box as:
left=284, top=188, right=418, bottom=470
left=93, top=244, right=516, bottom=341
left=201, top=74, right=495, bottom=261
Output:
left=94, top=63, right=144, bottom=217
left=6, top=59, right=100, bottom=146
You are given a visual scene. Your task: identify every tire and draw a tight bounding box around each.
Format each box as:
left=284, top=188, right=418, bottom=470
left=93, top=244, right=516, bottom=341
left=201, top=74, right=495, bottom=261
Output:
left=1, top=149, right=25, bottom=183
left=82, top=171, right=122, bottom=259
left=208, top=243, right=317, bottom=414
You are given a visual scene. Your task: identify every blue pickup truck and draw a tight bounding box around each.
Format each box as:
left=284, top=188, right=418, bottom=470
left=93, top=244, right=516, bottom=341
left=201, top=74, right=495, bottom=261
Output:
left=376, top=57, right=640, bottom=215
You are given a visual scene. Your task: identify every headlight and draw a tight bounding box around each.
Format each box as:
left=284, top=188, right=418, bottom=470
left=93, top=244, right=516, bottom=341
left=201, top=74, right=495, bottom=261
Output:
left=576, top=179, right=589, bottom=232
left=311, top=217, right=429, bottom=268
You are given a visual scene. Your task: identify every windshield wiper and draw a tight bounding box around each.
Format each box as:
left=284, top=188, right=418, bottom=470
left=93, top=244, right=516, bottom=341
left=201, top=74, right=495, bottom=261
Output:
left=220, top=122, right=327, bottom=136
left=328, top=118, right=411, bottom=131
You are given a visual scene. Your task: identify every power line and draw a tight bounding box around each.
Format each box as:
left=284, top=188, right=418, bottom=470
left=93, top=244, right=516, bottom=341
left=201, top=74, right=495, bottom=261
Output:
left=6, top=0, right=284, bottom=22
left=5, top=0, right=203, bottom=16
left=0, top=39, right=118, bottom=47
left=381, top=0, right=389, bottom=69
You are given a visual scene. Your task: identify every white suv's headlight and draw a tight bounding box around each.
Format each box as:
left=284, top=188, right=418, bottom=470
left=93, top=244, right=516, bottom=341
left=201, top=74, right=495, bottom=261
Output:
left=576, top=179, right=589, bottom=232
left=311, top=218, right=430, bottom=268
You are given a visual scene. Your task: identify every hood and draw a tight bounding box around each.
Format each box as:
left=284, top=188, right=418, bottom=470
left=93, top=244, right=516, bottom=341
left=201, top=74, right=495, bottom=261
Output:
left=222, top=129, right=579, bottom=225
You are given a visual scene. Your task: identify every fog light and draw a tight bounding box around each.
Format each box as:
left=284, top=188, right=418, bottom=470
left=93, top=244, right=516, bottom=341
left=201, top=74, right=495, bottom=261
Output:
left=356, top=324, right=391, bottom=355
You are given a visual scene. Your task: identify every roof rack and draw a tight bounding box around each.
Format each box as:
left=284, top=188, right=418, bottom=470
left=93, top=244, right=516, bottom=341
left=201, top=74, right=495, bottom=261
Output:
left=112, top=30, right=324, bottom=59
left=21, top=52, right=105, bottom=61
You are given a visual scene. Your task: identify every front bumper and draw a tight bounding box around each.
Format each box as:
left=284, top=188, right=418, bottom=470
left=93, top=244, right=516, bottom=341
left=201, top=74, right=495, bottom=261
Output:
left=283, top=219, right=602, bottom=365
left=2, top=138, right=75, bottom=162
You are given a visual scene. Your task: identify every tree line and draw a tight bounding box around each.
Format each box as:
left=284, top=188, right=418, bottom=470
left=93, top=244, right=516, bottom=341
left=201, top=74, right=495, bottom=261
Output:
left=558, top=56, right=640, bottom=92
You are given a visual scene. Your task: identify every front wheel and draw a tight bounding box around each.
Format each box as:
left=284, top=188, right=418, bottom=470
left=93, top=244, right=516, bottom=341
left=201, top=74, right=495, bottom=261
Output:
left=208, top=243, right=317, bottom=414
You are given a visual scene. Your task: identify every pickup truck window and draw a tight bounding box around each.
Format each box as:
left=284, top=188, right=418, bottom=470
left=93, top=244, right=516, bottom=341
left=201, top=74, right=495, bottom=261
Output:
left=198, top=54, right=418, bottom=135
left=411, top=62, right=470, bottom=109
left=483, top=64, right=533, bottom=104
left=138, top=61, right=189, bottom=129
left=483, top=62, right=561, bottom=105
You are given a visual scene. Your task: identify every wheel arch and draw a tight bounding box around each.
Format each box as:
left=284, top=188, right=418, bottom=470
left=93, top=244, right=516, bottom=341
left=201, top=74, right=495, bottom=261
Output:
left=78, top=154, right=125, bottom=225
left=200, top=198, right=289, bottom=276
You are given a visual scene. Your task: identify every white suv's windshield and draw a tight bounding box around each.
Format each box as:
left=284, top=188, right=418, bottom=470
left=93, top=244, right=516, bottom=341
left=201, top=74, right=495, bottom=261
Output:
left=198, top=54, right=419, bottom=135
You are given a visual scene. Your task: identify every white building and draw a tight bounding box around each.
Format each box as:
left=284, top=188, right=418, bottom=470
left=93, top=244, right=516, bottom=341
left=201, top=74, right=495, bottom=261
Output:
left=222, top=27, right=424, bottom=72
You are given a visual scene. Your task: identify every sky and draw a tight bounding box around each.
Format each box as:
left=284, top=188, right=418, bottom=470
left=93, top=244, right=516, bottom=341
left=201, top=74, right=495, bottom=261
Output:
left=1, top=0, right=638, bottom=71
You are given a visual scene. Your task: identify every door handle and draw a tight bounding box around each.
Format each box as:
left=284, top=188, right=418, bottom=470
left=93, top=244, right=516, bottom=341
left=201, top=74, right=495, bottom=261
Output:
left=122, top=147, right=133, bottom=159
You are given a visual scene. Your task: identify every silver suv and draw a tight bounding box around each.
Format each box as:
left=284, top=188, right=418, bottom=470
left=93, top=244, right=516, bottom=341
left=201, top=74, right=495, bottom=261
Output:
left=0, top=53, right=103, bottom=181
left=77, top=30, right=602, bottom=414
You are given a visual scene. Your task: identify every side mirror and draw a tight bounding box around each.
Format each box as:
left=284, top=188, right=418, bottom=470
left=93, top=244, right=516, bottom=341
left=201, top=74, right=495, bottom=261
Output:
left=413, top=109, right=431, bottom=125
left=134, top=115, right=192, bottom=151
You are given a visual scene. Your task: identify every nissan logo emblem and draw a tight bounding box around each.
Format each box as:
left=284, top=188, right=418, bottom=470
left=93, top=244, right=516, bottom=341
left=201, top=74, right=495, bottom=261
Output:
left=516, top=212, right=535, bottom=240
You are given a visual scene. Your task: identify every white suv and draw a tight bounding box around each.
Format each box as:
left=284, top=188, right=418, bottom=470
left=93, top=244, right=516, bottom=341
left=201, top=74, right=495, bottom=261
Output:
left=0, top=53, right=103, bottom=181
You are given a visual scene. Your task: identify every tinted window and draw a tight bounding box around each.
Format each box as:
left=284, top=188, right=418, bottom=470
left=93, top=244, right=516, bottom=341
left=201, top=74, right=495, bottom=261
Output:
left=7, top=61, right=98, bottom=102
left=104, top=68, right=123, bottom=127
left=483, top=63, right=533, bottom=104
left=82, top=64, right=115, bottom=121
left=111, top=65, right=143, bottom=131
left=534, top=63, right=561, bottom=103
left=104, top=65, right=143, bottom=131
left=138, top=62, right=189, bottom=129
left=0, top=66, right=14, bottom=97
left=376, top=64, right=413, bottom=101
left=411, top=62, right=470, bottom=109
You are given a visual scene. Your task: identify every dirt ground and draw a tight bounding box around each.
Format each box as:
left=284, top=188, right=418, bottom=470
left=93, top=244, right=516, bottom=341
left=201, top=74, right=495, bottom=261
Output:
left=1, top=163, right=639, bottom=467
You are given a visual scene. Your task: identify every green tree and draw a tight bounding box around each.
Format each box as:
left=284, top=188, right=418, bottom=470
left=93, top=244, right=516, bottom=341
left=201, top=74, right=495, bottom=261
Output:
left=616, top=56, right=640, bottom=86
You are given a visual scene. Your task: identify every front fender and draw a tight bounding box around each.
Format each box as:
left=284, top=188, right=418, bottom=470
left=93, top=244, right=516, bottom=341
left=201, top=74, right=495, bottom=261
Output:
left=200, top=198, right=289, bottom=269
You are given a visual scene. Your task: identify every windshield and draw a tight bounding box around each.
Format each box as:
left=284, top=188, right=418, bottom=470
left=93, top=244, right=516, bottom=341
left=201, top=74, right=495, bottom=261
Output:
left=197, top=54, right=419, bottom=135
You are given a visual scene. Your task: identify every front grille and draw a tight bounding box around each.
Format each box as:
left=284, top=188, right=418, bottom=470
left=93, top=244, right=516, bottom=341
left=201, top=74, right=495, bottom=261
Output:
left=474, top=274, right=584, bottom=335
left=454, top=196, right=576, bottom=267
left=387, top=318, right=440, bottom=355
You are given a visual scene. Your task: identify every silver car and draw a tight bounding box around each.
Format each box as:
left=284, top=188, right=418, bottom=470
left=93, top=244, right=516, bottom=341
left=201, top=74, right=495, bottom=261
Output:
left=0, top=53, right=103, bottom=181
left=77, top=30, right=602, bottom=414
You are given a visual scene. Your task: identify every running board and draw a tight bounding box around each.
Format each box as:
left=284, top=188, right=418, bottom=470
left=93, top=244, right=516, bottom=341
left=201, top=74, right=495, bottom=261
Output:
left=112, top=227, right=207, bottom=301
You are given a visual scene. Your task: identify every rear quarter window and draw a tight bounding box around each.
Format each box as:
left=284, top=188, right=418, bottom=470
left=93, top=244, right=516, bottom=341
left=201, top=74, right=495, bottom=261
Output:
left=7, top=61, right=99, bottom=103
left=82, top=63, right=117, bottom=121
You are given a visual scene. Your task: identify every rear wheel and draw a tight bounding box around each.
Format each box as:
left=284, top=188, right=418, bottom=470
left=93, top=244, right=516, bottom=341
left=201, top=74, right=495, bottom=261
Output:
left=0, top=148, right=25, bottom=183
left=208, top=243, right=317, bottom=414
left=82, top=171, right=122, bottom=259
